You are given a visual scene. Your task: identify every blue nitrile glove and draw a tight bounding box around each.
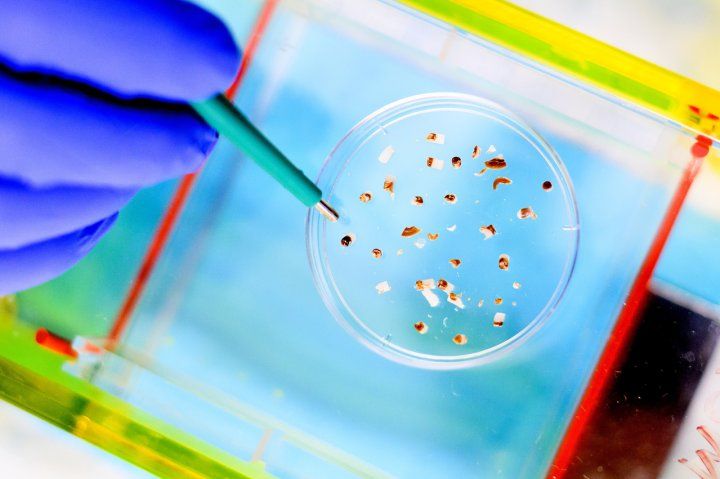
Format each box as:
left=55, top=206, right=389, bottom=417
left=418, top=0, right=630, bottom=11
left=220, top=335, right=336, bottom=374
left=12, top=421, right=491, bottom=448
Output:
left=0, top=0, right=241, bottom=295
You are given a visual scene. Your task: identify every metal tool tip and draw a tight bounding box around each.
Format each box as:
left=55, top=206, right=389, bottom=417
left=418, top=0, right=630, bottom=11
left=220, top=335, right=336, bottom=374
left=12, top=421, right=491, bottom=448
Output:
left=315, top=199, right=339, bottom=222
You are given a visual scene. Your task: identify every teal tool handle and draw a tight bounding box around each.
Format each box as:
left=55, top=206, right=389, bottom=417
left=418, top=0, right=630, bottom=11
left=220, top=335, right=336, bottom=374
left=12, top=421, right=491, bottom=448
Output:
left=192, top=94, right=322, bottom=207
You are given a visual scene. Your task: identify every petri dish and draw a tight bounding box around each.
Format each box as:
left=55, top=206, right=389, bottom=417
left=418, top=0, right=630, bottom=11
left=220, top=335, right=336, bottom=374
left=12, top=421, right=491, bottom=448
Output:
left=307, top=93, right=578, bottom=369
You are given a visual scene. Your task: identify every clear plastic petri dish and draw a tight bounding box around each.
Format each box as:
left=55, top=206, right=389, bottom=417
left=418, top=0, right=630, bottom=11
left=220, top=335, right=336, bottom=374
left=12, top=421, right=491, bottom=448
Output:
left=307, top=93, right=578, bottom=369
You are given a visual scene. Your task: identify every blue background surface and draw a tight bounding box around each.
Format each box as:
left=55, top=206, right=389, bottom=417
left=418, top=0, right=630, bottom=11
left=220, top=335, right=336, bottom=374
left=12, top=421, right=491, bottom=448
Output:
left=17, top=1, right=716, bottom=478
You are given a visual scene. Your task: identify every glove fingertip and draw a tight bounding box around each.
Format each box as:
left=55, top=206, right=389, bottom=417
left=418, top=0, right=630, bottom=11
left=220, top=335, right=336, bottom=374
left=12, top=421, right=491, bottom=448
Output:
left=76, top=213, right=118, bottom=254
left=0, top=213, right=118, bottom=296
left=0, top=0, right=243, bottom=101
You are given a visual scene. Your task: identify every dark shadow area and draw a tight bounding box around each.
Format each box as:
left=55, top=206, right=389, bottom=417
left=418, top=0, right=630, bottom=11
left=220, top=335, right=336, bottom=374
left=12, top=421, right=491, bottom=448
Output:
left=567, top=292, right=720, bottom=479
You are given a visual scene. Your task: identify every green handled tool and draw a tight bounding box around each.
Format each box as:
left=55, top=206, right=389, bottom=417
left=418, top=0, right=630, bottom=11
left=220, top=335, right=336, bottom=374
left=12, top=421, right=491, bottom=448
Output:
left=192, top=94, right=339, bottom=222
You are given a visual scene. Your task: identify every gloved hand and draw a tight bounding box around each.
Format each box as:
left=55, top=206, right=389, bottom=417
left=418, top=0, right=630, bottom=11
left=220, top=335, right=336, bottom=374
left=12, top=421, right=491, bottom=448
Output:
left=0, top=0, right=241, bottom=295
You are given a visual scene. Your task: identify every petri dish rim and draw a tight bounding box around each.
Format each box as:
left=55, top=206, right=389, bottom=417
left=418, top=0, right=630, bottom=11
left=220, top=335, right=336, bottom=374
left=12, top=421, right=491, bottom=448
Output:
left=307, top=92, right=579, bottom=369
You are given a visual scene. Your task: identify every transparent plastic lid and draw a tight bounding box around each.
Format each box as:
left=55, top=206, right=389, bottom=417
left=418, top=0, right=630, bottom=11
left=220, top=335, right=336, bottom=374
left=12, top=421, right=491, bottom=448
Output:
left=307, top=93, right=579, bottom=369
